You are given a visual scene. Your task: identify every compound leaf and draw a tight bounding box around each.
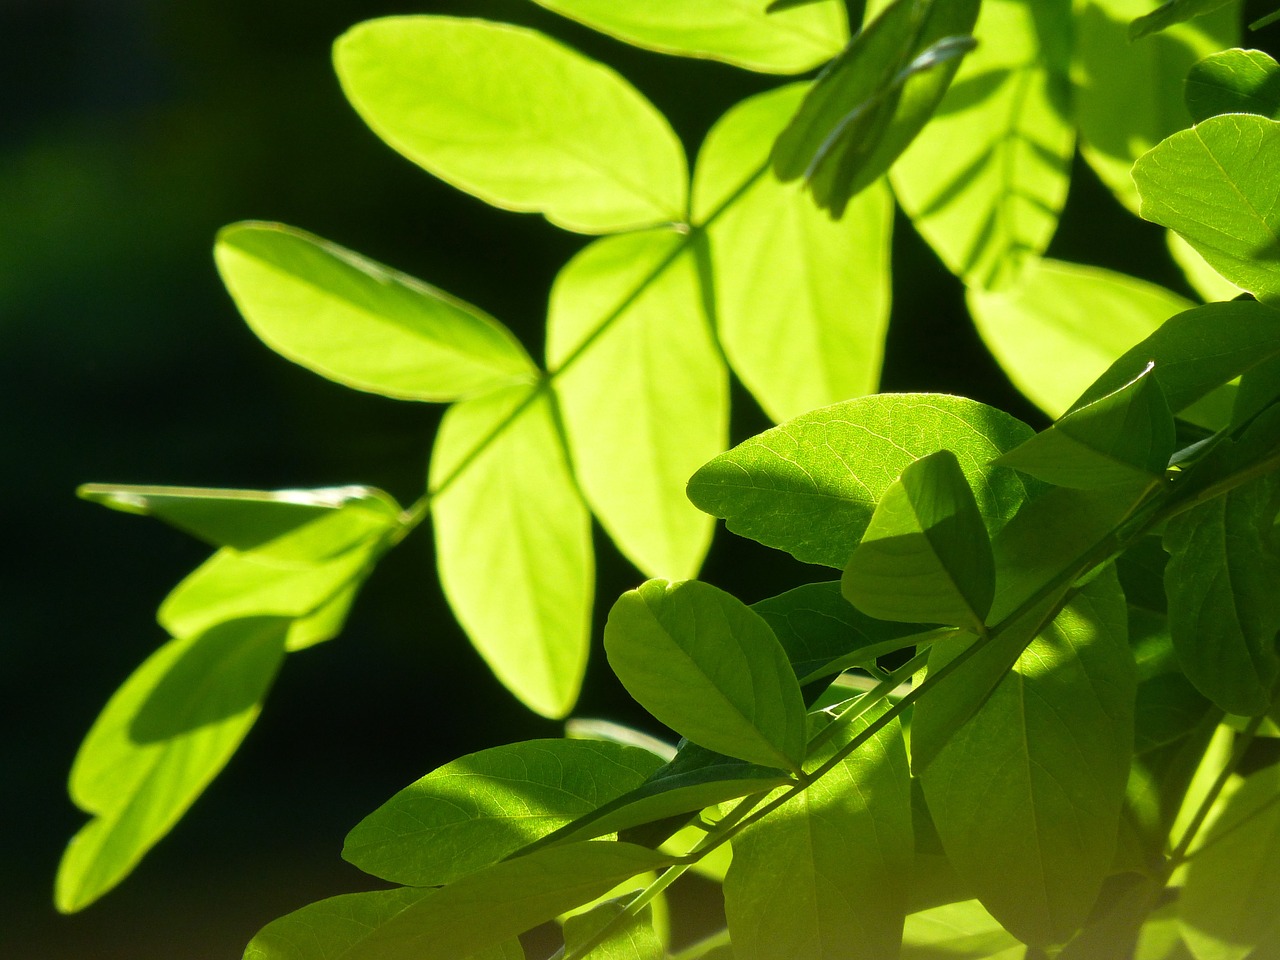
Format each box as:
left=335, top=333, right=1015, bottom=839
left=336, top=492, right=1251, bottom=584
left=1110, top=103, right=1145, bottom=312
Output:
left=335, top=17, right=687, bottom=234
left=547, top=229, right=724, bottom=580
left=604, top=579, right=807, bottom=774
left=431, top=383, right=593, bottom=719
left=1185, top=48, right=1280, bottom=122
left=215, top=222, right=536, bottom=401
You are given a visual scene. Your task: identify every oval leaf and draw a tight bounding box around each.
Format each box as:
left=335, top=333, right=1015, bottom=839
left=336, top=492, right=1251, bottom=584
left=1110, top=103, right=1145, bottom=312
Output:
left=334, top=17, right=687, bottom=234
left=1186, top=48, right=1280, bottom=122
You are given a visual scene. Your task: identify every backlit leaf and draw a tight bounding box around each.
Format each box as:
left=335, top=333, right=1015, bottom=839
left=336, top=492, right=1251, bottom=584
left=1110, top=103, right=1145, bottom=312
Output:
left=604, top=579, right=807, bottom=773
left=1130, top=0, right=1236, bottom=39
left=1168, top=231, right=1244, bottom=303
left=901, top=899, right=1022, bottom=960
left=56, top=619, right=289, bottom=912
left=891, top=0, right=1074, bottom=289
left=528, top=0, right=848, bottom=74
left=431, top=383, right=593, bottom=719
left=547, top=229, right=724, bottom=580
left=334, top=17, right=687, bottom=233
left=343, top=739, right=664, bottom=886
left=687, top=394, right=1037, bottom=569
left=1185, top=48, right=1280, bottom=122
left=215, top=222, right=536, bottom=400
left=693, top=84, right=893, bottom=422
left=562, top=898, right=663, bottom=960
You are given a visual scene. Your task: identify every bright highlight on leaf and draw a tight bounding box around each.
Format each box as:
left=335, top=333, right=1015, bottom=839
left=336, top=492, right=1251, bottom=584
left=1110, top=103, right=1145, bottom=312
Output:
left=334, top=17, right=687, bottom=234
left=215, top=222, right=535, bottom=401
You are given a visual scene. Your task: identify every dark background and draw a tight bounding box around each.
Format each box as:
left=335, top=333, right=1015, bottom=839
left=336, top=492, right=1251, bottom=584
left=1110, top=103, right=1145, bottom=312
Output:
left=3, top=1, right=1262, bottom=957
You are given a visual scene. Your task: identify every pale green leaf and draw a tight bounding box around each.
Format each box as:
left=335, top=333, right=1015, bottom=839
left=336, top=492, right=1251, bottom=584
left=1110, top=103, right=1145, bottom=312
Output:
left=1134, top=114, right=1280, bottom=304
left=842, top=450, right=995, bottom=630
left=244, top=841, right=669, bottom=960
left=914, top=570, right=1136, bottom=948
left=723, top=705, right=913, bottom=960
left=604, top=579, right=807, bottom=773
left=967, top=258, right=1193, bottom=417
left=1179, top=763, right=1280, bottom=960
left=343, top=739, right=664, bottom=886
left=901, top=899, right=1022, bottom=960
left=891, top=0, right=1075, bottom=289
left=1073, top=0, right=1239, bottom=213
left=215, top=222, right=536, bottom=400
left=1131, top=0, right=1236, bottom=39
left=562, top=898, right=663, bottom=960
left=1185, top=48, right=1280, bottom=122
left=430, top=383, right=593, bottom=719
left=1168, top=231, right=1244, bottom=302
left=528, top=0, right=848, bottom=74
left=334, top=17, right=687, bottom=234
left=547, top=229, right=724, bottom=580
left=693, top=84, right=893, bottom=422
left=56, top=619, right=289, bottom=912
left=687, top=394, right=1038, bottom=569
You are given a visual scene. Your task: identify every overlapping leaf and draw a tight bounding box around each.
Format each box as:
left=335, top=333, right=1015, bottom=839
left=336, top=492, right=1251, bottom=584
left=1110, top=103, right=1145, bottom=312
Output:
left=901, top=900, right=1022, bottom=960
left=430, top=383, right=593, bottom=719
left=1130, top=0, right=1236, bottom=39
left=563, top=898, right=663, bottom=960
left=1185, top=48, right=1280, bottom=122
left=334, top=17, right=687, bottom=233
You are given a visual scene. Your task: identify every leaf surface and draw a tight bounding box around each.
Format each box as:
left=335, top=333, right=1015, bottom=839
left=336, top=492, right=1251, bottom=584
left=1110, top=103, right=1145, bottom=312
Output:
left=562, top=898, right=663, bottom=960
left=604, top=579, right=807, bottom=773
left=431, top=383, right=593, bottom=718
left=547, top=229, right=724, bottom=580
left=343, top=739, right=664, bottom=886
left=901, top=899, right=1022, bottom=960
left=1129, top=0, right=1236, bottom=39
left=215, top=222, right=536, bottom=400
left=1186, top=48, right=1280, bottom=122
left=528, top=0, right=847, bottom=74
left=693, top=84, right=893, bottom=422
left=334, top=17, right=687, bottom=233
left=57, top=618, right=289, bottom=912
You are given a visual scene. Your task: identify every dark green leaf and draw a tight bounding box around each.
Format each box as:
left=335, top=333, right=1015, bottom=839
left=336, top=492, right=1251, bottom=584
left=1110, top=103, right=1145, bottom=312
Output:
left=1130, top=0, right=1236, bottom=40
left=1253, top=8, right=1280, bottom=29
left=842, top=450, right=995, bottom=630
left=687, top=394, right=1037, bottom=569
left=1186, top=48, right=1280, bottom=122
left=562, top=898, right=663, bottom=960
left=604, top=579, right=807, bottom=773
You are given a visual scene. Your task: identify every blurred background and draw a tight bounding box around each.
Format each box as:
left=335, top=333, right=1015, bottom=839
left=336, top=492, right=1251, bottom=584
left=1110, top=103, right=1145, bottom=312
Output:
left=4, top=1, right=1263, bottom=956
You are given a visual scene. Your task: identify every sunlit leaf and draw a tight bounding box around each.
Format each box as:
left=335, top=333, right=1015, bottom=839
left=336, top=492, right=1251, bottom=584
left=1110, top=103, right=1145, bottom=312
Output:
left=215, top=222, right=536, bottom=400
left=891, top=0, right=1074, bottom=289
left=562, top=897, right=663, bottom=960
left=1185, top=48, right=1280, bottom=121
left=431, top=383, right=593, bottom=719
left=334, top=17, right=687, bottom=233
left=604, top=579, right=807, bottom=774
left=56, top=618, right=290, bottom=912
left=343, top=739, right=664, bottom=886
left=528, top=0, right=848, bottom=74
left=693, top=84, right=893, bottom=422
left=1131, top=0, right=1236, bottom=39
left=901, top=899, right=1022, bottom=960
left=1168, top=231, right=1244, bottom=303
left=547, top=229, right=724, bottom=580
left=687, top=394, right=1037, bottom=568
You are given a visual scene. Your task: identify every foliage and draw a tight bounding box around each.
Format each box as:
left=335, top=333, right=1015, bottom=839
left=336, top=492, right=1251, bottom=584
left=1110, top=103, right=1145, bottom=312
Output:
left=60, top=1, right=1280, bottom=958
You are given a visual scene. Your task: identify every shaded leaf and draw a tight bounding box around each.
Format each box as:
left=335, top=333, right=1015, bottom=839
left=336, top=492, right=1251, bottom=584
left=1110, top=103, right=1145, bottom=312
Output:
left=687, top=394, right=1037, bottom=569
left=334, top=17, right=686, bottom=233
left=529, top=0, right=848, bottom=74
left=215, top=222, right=536, bottom=400
left=343, top=739, right=664, bottom=886
left=604, top=579, right=807, bottom=773
left=547, top=229, right=724, bottom=580
left=562, top=898, right=663, bottom=960
left=1131, top=0, right=1236, bottom=40
left=1185, top=48, right=1280, bottom=122
left=56, top=619, right=289, bottom=912
left=431, top=383, right=593, bottom=718
left=694, top=83, right=893, bottom=422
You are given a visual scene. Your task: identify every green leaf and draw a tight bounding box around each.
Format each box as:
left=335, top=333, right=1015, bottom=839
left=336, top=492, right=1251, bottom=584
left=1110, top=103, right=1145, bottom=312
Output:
left=1179, top=762, right=1280, bottom=960
left=891, top=0, right=1074, bottom=289
left=900, top=899, right=1023, bottom=960
left=430, top=383, right=593, bottom=719
left=842, top=450, right=995, bottom=630
left=1133, top=114, right=1280, bottom=305
left=528, top=0, right=848, bottom=74
left=214, top=222, right=536, bottom=401
left=343, top=739, right=664, bottom=886
left=1131, top=0, right=1237, bottom=40
left=334, top=17, right=687, bottom=234
left=56, top=618, right=289, bottom=912
left=244, top=841, right=670, bottom=960
left=723, top=705, right=913, bottom=960
left=687, top=394, right=1038, bottom=569
left=1168, top=230, right=1245, bottom=303
left=966, top=258, right=1193, bottom=418
left=547, top=229, right=725, bottom=580
left=1162, top=473, right=1280, bottom=715
left=562, top=898, right=663, bottom=960
left=915, top=569, right=1136, bottom=948
left=1074, top=0, right=1239, bottom=213
left=693, top=84, right=893, bottom=423
left=772, top=0, right=981, bottom=214
left=1186, top=48, right=1280, bottom=122
left=995, top=362, right=1176, bottom=488
left=603, top=579, right=807, bottom=774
